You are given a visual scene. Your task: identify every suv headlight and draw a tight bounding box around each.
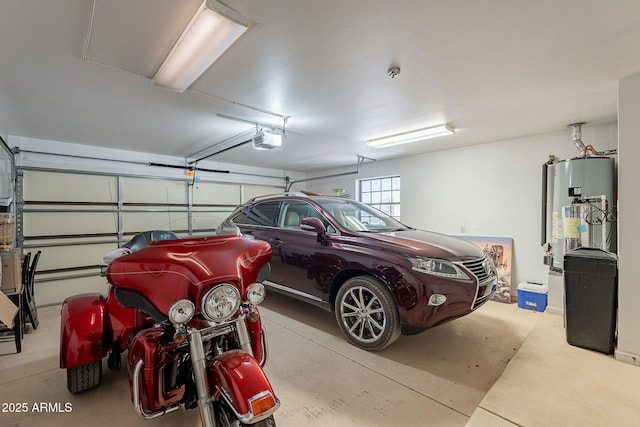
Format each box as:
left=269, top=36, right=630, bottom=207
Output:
left=202, top=283, right=241, bottom=322
left=408, top=256, right=466, bottom=279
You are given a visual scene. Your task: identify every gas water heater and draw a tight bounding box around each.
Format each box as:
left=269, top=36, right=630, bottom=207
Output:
left=543, top=157, right=614, bottom=270
left=542, top=123, right=616, bottom=272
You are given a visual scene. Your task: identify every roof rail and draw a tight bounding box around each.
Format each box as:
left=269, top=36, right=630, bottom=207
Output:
left=245, top=192, right=307, bottom=204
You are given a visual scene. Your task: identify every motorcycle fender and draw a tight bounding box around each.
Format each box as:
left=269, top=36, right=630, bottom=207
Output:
left=208, top=350, right=279, bottom=421
left=60, top=293, right=108, bottom=369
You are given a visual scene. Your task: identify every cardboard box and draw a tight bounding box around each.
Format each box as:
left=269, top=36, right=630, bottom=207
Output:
left=0, top=291, right=18, bottom=326
left=517, top=282, right=548, bottom=312
left=0, top=250, right=22, bottom=295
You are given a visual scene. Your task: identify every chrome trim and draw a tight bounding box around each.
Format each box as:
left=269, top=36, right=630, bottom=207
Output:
left=471, top=277, right=498, bottom=310
left=189, top=328, right=216, bottom=427
left=260, top=327, right=268, bottom=366
left=263, top=280, right=323, bottom=303
left=235, top=317, right=254, bottom=357
left=132, top=359, right=180, bottom=420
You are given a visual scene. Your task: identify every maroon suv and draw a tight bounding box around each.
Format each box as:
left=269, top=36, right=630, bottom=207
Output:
left=226, top=193, right=497, bottom=350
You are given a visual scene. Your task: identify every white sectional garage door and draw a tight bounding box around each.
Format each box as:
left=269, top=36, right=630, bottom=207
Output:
left=20, top=169, right=283, bottom=305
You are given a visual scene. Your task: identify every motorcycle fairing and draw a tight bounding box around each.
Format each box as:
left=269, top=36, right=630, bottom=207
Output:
left=208, top=350, right=279, bottom=423
left=60, top=293, right=108, bottom=369
left=106, top=236, right=272, bottom=316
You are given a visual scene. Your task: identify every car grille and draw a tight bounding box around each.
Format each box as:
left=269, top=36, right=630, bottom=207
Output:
left=460, top=256, right=492, bottom=283
left=458, top=256, right=497, bottom=310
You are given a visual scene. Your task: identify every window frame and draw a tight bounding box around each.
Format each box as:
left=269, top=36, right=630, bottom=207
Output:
left=357, top=175, right=401, bottom=220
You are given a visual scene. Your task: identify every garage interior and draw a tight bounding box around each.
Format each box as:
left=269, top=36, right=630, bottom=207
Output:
left=2, top=1, right=640, bottom=426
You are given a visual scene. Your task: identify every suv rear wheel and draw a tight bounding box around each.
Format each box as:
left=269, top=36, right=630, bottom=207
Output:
left=335, top=276, right=400, bottom=351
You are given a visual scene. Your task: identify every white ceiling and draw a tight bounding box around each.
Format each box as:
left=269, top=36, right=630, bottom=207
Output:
left=1, top=0, right=639, bottom=172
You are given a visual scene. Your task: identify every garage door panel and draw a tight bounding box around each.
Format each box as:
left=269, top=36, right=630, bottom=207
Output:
left=122, top=177, right=187, bottom=204
left=26, top=243, right=116, bottom=271
left=122, top=211, right=189, bottom=233
left=24, top=171, right=117, bottom=202
left=35, top=276, right=109, bottom=305
left=24, top=212, right=118, bottom=236
left=193, top=182, right=240, bottom=205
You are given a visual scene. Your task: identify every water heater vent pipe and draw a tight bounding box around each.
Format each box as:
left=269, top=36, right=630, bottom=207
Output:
left=569, top=122, right=586, bottom=155
left=567, top=122, right=617, bottom=158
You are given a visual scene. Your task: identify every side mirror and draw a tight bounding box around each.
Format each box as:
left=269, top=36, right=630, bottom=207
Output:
left=300, top=217, right=327, bottom=243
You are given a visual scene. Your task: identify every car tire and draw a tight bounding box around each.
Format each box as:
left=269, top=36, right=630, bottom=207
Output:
left=335, top=276, right=401, bottom=351
left=67, top=360, right=102, bottom=394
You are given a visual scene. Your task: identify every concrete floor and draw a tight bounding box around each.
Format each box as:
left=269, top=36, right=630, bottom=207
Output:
left=0, top=293, right=638, bottom=426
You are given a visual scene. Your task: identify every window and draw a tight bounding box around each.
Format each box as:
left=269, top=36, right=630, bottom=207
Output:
left=232, top=201, right=281, bottom=227
left=280, top=200, right=337, bottom=234
left=358, top=176, right=401, bottom=220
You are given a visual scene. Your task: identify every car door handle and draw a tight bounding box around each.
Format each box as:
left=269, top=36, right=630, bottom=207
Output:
left=270, top=238, right=282, bottom=247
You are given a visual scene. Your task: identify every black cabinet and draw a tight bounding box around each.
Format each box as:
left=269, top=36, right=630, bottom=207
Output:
left=563, top=247, right=618, bottom=354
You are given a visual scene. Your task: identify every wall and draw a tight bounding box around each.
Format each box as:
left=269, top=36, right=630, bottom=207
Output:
left=299, top=123, right=618, bottom=289
left=617, top=72, right=640, bottom=365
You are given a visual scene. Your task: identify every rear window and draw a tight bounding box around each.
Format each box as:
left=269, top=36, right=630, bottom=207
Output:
left=233, top=201, right=281, bottom=227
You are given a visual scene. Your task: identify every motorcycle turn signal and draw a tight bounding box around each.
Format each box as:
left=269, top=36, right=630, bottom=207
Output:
left=173, top=331, right=188, bottom=345
left=247, top=310, right=259, bottom=322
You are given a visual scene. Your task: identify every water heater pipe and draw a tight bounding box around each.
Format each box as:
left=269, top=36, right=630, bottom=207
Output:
left=568, top=122, right=617, bottom=157
left=569, top=122, right=586, bottom=154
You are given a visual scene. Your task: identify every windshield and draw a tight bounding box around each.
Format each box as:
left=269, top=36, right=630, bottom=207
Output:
left=316, top=199, right=409, bottom=232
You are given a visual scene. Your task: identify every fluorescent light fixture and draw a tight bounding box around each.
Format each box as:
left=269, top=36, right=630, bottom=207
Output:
left=152, top=0, right=249, bottom=92
left=253, top=130, right=283, bottom=150
left=366, top=124, right=455, bottom=148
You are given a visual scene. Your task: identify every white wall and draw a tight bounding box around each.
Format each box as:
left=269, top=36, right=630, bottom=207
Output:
left=299, top=123, right=618, bottom=290
left=617, top=72, right=640, bottom=365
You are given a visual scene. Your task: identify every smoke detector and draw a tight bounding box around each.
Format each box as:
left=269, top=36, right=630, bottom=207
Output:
left=387, top=66, right=400, bottom=78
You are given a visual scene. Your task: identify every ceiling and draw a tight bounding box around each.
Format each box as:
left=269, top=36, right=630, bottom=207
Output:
left=1, top=0, right=639, bottom=173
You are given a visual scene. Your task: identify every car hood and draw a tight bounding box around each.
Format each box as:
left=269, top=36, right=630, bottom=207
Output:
left=359, top=229, right=484, bottom=261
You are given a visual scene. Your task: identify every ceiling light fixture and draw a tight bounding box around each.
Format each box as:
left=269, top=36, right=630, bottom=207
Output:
left=152, top=0, right=249, bottom=93
left=366, top=124, right=455, bottom=148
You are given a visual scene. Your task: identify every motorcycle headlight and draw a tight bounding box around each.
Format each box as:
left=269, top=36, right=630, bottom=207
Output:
left=202, top=283, right=241, bottom=322
left=408, top=256, right=466, bottom=279
left=168, top=299, right=195, bottom=325
left=247, top=283, right=266, bottom=305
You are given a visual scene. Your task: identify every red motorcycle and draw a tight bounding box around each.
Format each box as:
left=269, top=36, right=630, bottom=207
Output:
left=59, top=225, right=279, bottom=426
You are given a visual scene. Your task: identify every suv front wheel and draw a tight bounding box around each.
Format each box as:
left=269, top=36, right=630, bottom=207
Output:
left=335, top=276, right=401, bottom=351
